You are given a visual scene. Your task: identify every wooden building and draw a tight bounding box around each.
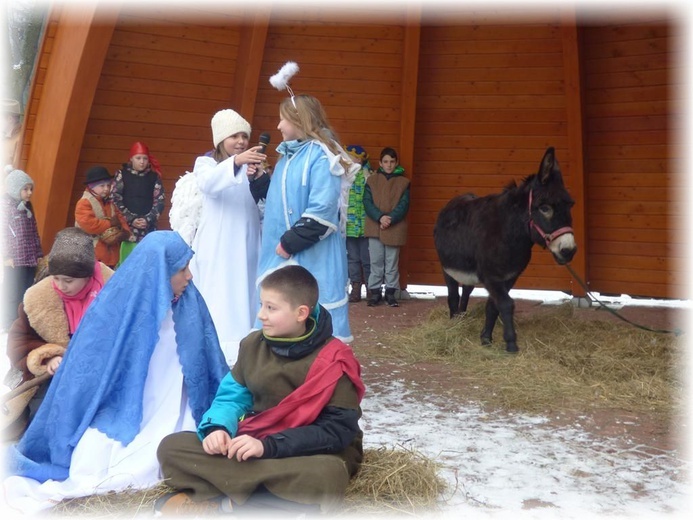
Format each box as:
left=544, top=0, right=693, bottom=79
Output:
left=15, top=2, right=684, bottom=299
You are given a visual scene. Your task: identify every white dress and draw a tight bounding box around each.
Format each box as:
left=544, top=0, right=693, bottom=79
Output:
left=2, top=311, right=196, bottom=515
left=189, top=155, right=262, bottom=366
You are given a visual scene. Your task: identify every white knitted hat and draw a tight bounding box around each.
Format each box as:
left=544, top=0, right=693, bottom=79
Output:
left=4, top=166, right=34, bottom=200
left=211, top=109, right=251, bottom=148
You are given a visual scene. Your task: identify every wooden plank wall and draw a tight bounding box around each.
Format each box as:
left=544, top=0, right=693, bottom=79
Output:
left=410, top=13, right=577, bottom=291
left=29, top=4, right=679, bottom=300
left=251, top=8, right=408, bottom=174
left=581, top=16, right=682, bottom=298
left=69, top=6, right=247, bottom=230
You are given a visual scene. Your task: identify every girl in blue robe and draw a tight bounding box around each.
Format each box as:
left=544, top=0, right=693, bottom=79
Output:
left=255, top=94, right=358, bottom=343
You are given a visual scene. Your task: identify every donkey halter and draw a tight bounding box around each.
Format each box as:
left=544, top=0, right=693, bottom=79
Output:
left=528, top=190, right=573, bottom=247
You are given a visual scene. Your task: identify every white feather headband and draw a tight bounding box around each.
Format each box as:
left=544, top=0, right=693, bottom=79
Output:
left=270, top=61, right=299, bottom=107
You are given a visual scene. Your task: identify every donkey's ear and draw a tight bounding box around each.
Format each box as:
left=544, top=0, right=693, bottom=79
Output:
left=538, top=147, right=557, bottom=185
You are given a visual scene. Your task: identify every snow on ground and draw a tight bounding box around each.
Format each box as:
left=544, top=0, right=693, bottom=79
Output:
left=1, top=289, right=691, bottom=519
left=360, top=364, right=691, bottom=520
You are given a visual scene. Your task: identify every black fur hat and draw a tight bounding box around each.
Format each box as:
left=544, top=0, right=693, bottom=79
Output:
left=48, top=227, right=95, bottom=278
left=83, top=165, right=112, bottom=186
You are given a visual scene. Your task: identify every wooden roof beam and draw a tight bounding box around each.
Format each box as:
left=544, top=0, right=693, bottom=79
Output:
left=26, top=1, right=119, bottom=248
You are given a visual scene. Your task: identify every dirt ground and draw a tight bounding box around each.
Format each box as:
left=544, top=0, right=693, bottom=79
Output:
left=347, top=293, right=691, bottom=454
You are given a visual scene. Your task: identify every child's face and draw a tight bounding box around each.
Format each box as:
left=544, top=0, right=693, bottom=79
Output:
left=53, top=275, right=90, bottom=296
left=380, top=155, right=398, bottom=174
left=222, top=133, right=249, bottom=157
left=257, top=288, right=308, bottom=338
left=349, top=155, right=363, bottom=166
left=170, top=264, right=192, bottom=298
left=20, top=184, right=33, bottom=202
left=90, top=181, right=112, bottom=198
left=130, top=154, right=150, bottom=172
left=277, top=114, right=302, bottom=142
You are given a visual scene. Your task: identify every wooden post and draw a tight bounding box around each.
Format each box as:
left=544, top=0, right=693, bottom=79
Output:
left=398, top=4, right=421, bottom=292
left=561, top=9, right=588, bottom=298
left=24, top=2, right=118, bottom=251
left=232, top=7, right=271, bottom=123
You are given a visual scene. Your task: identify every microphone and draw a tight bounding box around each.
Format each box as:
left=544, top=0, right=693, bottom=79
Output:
left=258, top=132, right=271, bottom=154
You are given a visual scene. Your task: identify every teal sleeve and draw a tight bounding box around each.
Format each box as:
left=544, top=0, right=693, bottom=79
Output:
left=196, top=372, right=253, bottom=441
left=389, top=186, right=410, bottom=224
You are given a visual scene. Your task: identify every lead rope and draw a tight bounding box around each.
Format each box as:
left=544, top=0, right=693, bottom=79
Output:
left=564, top=263, right=683, bottom=336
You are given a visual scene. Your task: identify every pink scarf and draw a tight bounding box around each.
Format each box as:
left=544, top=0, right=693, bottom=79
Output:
left=52, top=262, right=105, bottom=334
left=237, top=339, right=365, bottom=439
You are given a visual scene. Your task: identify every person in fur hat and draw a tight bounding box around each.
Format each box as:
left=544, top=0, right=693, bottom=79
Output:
left=186, top=108, right=268, bottom=366
left=1, top=166, right=43, bottom=330
left=74, top=165, right=133, bottom=269
left=4, top=227, right=114, bottom=431
left=4, top=231, right=228, bottom=514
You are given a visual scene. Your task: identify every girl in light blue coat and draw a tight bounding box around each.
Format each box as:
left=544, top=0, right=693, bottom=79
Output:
left=255, top=94, right=358, bottom=342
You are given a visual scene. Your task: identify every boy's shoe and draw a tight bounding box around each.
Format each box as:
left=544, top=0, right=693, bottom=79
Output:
left=154, top=491, right=232, bottom=516
left=366, top=289, right=382, bottom=307
left=348, top=283, right=362, bottom=303
left=384, top=288, right=399, bottom=307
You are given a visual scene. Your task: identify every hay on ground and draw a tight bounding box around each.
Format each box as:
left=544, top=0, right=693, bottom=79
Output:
left=381, top=302, right=684, bottom=417
left=51, top=447, right=445, bottom=517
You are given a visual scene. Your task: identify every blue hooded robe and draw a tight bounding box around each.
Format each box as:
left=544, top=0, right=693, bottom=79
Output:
left=6, top=231, right=229, bottom=483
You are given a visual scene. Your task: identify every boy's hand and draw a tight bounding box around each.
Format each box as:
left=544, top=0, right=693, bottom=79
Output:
left=202, top=429, right=232, bottom=456
left=226, top=434, right=264, bottom=461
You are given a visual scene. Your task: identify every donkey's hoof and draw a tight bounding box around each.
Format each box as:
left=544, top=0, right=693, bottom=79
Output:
left=505, top=343, right=519, bottom=354
left=480, top=336, right=492, bottom=346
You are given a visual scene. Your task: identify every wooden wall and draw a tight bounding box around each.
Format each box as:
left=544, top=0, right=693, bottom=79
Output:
left=71, top=6, right=248, bottom=230
left=20, top=3, right=683, bottom=300
left=410, top=14, right=576, bottom=291
left=580, top=17, right=683, bottom=298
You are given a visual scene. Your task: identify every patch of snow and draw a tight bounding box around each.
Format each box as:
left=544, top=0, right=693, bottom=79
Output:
left=406, top=285, right=691, bottom=310
left=360, top=371, right=691, bottom=519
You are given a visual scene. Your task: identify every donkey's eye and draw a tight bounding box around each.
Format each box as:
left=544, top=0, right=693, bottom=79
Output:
left=538, top=204, right=553, bottom=217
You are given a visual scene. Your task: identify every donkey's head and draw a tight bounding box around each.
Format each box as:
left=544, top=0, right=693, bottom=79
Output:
left=527, top=147, right=577, bottom=265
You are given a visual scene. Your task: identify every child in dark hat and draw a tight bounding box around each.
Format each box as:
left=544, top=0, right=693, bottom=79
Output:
left=2, top=166, right=43, bottom=330
left=74, top=165, right=133, bottom=269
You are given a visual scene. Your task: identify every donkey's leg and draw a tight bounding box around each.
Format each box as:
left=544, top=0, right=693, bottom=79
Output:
left=487, top=279, right=519, bottom=353
left=460, top=285, right=473, bottom=313
left=443, top=273, right=461, bottom=318
left=480, top=298, right=499, bottom=346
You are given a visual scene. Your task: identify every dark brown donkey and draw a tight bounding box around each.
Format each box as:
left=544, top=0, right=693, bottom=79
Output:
left=433, top=147, right=577, bottom=353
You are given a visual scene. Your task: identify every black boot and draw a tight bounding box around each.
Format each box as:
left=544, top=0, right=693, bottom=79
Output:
left=384, top=288, right=399, bottom=307
left=348, top=283, right=362, bottom=303
left=367, top=289, right=382, bottom=306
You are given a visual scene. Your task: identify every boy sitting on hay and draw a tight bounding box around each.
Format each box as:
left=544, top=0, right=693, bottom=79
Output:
left=155, top=265, right=365, bottom=516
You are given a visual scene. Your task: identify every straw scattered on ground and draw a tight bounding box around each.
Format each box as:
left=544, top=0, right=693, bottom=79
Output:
left=50, top=447, right=446, bottom=517
left=379, top=302, right=685, bottom=418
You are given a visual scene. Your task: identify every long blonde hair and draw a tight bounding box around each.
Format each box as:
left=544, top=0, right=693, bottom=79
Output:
left=280, top=94, right=345, bottom=160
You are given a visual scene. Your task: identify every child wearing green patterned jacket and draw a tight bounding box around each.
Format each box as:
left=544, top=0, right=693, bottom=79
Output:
left=344, top=145, right=372, bottom=303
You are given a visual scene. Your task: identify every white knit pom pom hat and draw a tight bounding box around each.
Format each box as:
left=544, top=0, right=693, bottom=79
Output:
left=211, top=109, right=251, bottom=148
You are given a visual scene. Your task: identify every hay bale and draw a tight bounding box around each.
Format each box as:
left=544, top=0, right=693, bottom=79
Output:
left=51, top=447, right=445, bottom=517
left=343, top=446, right=446, bottom=515
left=383, top=302, right=684, bottom=417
